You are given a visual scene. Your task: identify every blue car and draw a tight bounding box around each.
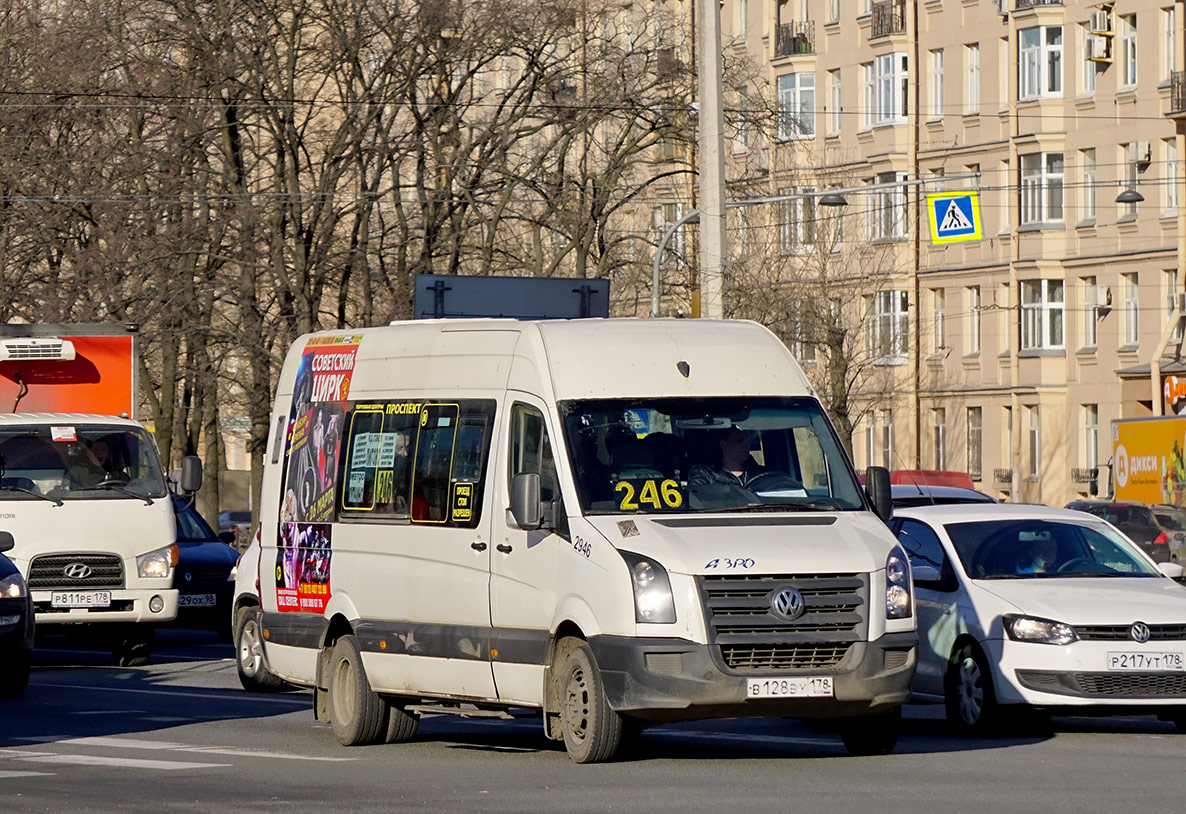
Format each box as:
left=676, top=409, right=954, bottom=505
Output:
left=0, top=530, right=34, bottom=696
left=171, top=497, right=239, bottom=640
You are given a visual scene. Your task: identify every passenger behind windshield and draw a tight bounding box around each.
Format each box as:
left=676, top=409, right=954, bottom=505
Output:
left=560, top=397, right=864, bottom=514
left=0, top=426, right=167, bottom=500
left=944, top=519, right=1160, bottom=579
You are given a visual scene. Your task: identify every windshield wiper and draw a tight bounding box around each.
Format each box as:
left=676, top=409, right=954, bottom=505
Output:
left=0, top=484, right=64, bottom=507
left=92, top=483, right=154, bottom=506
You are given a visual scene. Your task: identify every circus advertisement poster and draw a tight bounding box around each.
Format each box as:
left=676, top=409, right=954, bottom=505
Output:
left=275, top=522, right=332, bottom=613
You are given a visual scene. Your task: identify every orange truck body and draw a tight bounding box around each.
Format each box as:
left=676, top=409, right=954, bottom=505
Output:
left=0, top=325, right=138, bottom=417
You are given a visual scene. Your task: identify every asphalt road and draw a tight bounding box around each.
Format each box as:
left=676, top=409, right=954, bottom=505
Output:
left=2, top=630, right=1185, bottom=814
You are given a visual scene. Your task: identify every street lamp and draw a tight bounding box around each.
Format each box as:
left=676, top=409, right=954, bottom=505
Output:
left=1115, top=188, right=1144, bottom=204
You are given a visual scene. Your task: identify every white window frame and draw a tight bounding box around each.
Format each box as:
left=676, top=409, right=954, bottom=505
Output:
left=1165, top=6, right=1177, bottom=80
left=1082, top=276, right=1098, bottom=348
left=874, top=52, right=909, bottom=126
left=929, top=49, right=945, bottom=120
left=967, top=406, right=983, bottom=480
left=870, top=290, right=909, bottom=363
left=1167, top=268, right=1183, bottom=343
left=869, top=171, right=907, bottom=241
left=967, top=285, right=982, bottom=355
left=1020, top=152, right=1065, bottom=225
left=777, top=186, right=818, bottom=254
left=933, top=408, right=947, bottom=471
left=1082, top=148, right=1097, bottom=220
left=1121, top=142, right=1140, bottom=217
left=1020, top=279, right=1065, bottom=350
left=1027, top=406, right=1041, bottom=479
left=777, top=72, right=816, bottom=140
left=933, top=288, right=946, bottom=351
left=737, top=0, right=748, bottom=36
left=966, top=43, right=981, bottom=115
left=1165, top=138, right=1179, bottom=213
left=1080, top=23, right=1097, bottom=96
left=1019, top=25, right=1063, bottom=100
left=861, top=62, right=875, bottom=130
left=1121, top=14, right=1138, bottom=88
left=829, top=69, right=842, bottom=135
left=879, top=409, right=894, bottom=469
left=1123, top=272, right=1140, bottom=346
left=830, top=0, right=840, bottom=23
left=1084, top=404, right=1099, bottom=471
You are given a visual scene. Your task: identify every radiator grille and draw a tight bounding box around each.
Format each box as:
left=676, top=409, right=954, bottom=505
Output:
left=699, top=573, right=867, bottom=674
left=1073, top=673, right=1186, bottom=697
left=1076, top=624, right=1186, bottom=641
left=27, top=553, right=125, bottom=590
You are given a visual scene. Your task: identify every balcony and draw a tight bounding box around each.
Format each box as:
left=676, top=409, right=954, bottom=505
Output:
left=1014, top=0, right=1062, bottom=8
left=1171, top=71, right=1186, bottom=119
left=870, top=0, right=906, bottom=39
left=776, top=21, right=815, bottom=58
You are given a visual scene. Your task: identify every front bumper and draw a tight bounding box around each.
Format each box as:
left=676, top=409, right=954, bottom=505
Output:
left=31, top=588, right=178, bottom=625
left=588, top=631, right=917, bottom=722
left=989, top=637, right=1186, bottom=708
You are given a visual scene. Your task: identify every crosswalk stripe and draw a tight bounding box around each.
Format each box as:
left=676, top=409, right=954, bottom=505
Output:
left=0, top=770, right=55, bottom=778
left=37, top=682, right=308, bottom=706
left=15, top=736, right=356, bottom=762
left=8, top=754, right=229, bottom=771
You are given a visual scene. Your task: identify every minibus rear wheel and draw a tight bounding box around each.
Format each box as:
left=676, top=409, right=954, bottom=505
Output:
left=328, top=634, right=386, bottom=746
left=556, top=638, right=623, bottom=763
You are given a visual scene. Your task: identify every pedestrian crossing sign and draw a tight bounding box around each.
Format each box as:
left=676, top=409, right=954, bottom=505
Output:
left=926, top=191, right=983, bottom=245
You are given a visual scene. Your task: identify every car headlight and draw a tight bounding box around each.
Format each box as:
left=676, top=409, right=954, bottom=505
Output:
left=137, top=545, right=178, bottom=579
left=885, top=545, right=912, bottom=619
left=1003, top=614, right=1078, bottom=645
left=619, top=550, right=676, bottom=624
left=0, top=572, right=27, bottom=599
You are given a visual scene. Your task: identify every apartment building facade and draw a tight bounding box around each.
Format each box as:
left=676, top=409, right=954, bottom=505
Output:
left=717, top=0, right=1186, bottom=505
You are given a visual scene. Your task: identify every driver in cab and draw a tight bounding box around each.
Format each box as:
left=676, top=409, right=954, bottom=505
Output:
left=688, top=427, right=770, bottom=488
left=72, top=438, right=126, bottom=488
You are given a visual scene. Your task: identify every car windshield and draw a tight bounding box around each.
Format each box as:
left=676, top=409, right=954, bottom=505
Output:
left=175, top=499, right=218, bottom=543
left=1076, top=504, right=1157, bottom=527
left=559, top=397, right=865, bottom=514
left=1154, top=509, right=1186, bottom=531
left=0, top=424, right=167, bottom=500
left=944, top=519, right=1161, bottom=579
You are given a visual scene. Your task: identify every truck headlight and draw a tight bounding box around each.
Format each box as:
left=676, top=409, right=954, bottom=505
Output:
left=619, top=550, right=676, bottom=624
left=885, top=545, right=912, bottom=619
left=137, top=545, right=178, bottom=579
left=0, top=572, right=27, bottom=599
left=1003, top=614, right=1078, bottom=645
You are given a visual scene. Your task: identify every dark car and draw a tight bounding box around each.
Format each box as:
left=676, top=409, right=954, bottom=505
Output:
left=890, top=484, right=997, bottom=508
left=0, top=530, right=34, bottom=696
left=172, top=497, right=240, bottom=640
left=1152, top=504, right=1186, bottom=563
left=217, top=510, right=253, bottom=549
left=1065, top=500, right=1171, bottom=562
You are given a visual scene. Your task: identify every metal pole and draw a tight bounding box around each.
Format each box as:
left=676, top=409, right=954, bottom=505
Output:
left=652, top=210, right=701, bottom=317
left=696, top=0, right=727, bottom=319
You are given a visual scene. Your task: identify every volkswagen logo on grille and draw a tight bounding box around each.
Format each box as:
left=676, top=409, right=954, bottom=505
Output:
left=1130, top=622, right=1152, bottom=643
left=771, top=588, right=805, bottom=621
left=63, top=562, right=92, bottom=580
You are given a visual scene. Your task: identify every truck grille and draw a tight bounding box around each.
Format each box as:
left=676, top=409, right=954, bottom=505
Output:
left=699, top=572, right=867, bottom=674
left=1076, top=624, right=1186, bottom=641
left=1073, top=673, right=1186, bottom=697
left=27, top=554, right=125, bottom=590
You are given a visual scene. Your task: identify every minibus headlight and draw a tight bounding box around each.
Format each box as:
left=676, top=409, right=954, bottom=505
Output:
left=1003, top=614, right=1078, bottom=645
left=619, top=550, right=676, bottom=624
left=137, top=546, right=177, bottom=579
left=885, top=546, right=912, bottom=619
left=0, top=573, right=26, bottom=599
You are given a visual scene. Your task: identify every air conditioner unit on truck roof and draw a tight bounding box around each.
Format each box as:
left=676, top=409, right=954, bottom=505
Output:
left=0, top=337, right=76, bottom=362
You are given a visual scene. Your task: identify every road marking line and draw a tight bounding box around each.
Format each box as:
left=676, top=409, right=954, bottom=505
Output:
left=35, top=648, right=233, bottom=663
left=0, top=770, right=55, bottom=778
left=73, top=710, right=144, bottom=716
left=36, top=682, right=308, bottom=706
left=15, top=737, right=356, bottom=763
left=13, top=754, right=230, bottom=771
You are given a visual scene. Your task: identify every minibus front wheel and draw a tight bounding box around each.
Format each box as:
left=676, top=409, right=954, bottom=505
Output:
left=555, top=637, right=623, bottom=764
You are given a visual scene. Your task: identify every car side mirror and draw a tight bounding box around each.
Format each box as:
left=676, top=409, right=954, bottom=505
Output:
left=218, top=531, right=237, bottom=546
left=1158, top=561, right=1185, bottom=579
left=0, top=530, right=13, bottom=553
left=865, top=465, right=893, bottom=523
left=913, top=561, right=959, bottom=592
left=180, top=455, right=203, bottom=494
left=510, top=472, right=543, bottom=530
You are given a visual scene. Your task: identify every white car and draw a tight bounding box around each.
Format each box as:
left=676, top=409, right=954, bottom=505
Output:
left=891, top=504, right=1186, bottom=732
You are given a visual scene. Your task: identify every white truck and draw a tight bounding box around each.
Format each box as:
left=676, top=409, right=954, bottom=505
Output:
left=0, top=324, right=201, bottom=665
left=233, top=318, right=916, bottom=761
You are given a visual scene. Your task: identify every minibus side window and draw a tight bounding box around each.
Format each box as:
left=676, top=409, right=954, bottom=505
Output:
left=509, top=404, right=557, bottom=502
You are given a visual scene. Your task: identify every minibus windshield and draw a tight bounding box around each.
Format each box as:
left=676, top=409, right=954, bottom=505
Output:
left=0, top=424, right=168, bottom=501
left=559, top=397, right=865, bottom=514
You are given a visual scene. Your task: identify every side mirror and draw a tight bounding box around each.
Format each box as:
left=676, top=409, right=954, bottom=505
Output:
left=180, top=455, right=203, bottom=494
left=913, top=561, right=959, bottom=592
left=0, top=531, right=13, bottom=553
left=510, top=472, right=543, bottom=530
left=218, top=531, right=237, bottom=546
left=865, top=465, right=893, bottom=522
left=1158, top=561, right=1185, bottom=579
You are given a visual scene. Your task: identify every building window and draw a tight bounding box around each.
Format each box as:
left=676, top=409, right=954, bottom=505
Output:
left=1081, top=148, right=1096, bottom=220
left=864, top=418, right=875, bottom=469
left=1027, top=406, right=1041, bottom=478
left=777, top=72, right=815, bottom=140
left=778, top=186, right=817, bottom=254
left=1165, top=138, right=1179, bottom=213
left=967, top=285, right=982, bottom=355
left=999, top=159, right=1010, bottom=231
left=870, top=290, right=909, bottom=362
left=1004, top=406, right=1013, bottom=476
left=1020, top=152, right=1064, bottom=225
left=1084, top=404, right=1099, bottom=471
left=869, top=171, right=907, bottom=241
left=932, top=408, right=946, bottom=470
left=1123, top=272, right=1140, bottom=346
left=1164, top=6, right=1177, bottom=79
left=737, top=0, right=748, bottom=35
left=880, top=409, right=894, bottom=469
left=829, top=69, right=842, bottom=135
left=1080, top=24, right=1097, bottom=96
left=872, top=52, right=908, bottom=125
left=860, top=62, right=874, bottom=129
left=830, top=0, right=840, bottom=23
left=1121, top=142, right=1141, bottom=217
left=1166, top=269, right=1182, bottom=343
left=929, top=49, right=944, bottom=119
left=966, top=43, right=980, bottom=115
left=967, top=406, right=983, bottom=480
left=1020, top=279, right=1064, bottom=350
left=1019, top=25, right=1063, bottom=100
left=933, top=288, right=946, bottom=351
left=1082, top=276, right=1098, bottom=347
left=1121, top=14, right=1137, bottom=88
